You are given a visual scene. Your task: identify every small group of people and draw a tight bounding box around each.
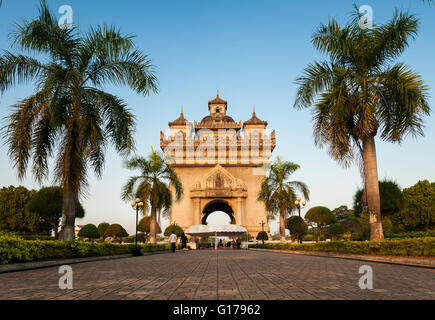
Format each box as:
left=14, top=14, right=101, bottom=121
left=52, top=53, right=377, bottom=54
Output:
left=168, top=230, right=188, bottom=253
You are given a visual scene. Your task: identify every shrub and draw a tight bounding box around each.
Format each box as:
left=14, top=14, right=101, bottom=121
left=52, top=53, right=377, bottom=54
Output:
left=104, top=224, right=128, bottom=238
left=97, top=222, right=110, bottom=238
left=164, top=224, right=184, bottom=237
left=256, top=231, right=269, bottom=243
left=385, top=230, right=435, bottom=239
left=0, top=234, right=172, bottom=264
left=249, top=238, right=435, bottom=257
left=78, top=224, right=100, bottom=239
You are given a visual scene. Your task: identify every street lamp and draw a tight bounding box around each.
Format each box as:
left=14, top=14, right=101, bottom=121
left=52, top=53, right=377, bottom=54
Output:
left=294, top=196, right=307, bottom=217
left=294, top=197, right=307, bottom=244
left=131, top=198, right=144, bottom=256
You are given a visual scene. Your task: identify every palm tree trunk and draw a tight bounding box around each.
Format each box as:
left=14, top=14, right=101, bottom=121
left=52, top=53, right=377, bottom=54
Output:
left=362, top=135, right=384, bottom=241
left=59, top=187, right=77, bottom=240
left=150, top=205, right=157, bottom=244
left=280, top=211, right=286, bottom=243
left=157, top=209, right=161, bottom=230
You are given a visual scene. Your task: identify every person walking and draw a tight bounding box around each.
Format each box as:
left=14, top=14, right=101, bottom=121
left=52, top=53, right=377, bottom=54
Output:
left=169, top=230, right=177, bottom=253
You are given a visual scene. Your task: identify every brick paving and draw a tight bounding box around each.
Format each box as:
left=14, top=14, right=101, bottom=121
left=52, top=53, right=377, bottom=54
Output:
left=0, top=249, right=434, bottom=300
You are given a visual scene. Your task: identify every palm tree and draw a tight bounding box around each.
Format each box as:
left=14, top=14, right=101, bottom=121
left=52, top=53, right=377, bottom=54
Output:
left=294, top=8, right=430, bottom=240
left=258, top=157, right=310, bottom=243
left=0, top=1, right=158, bottom=240
left=121, top=150, right=183, bottom=243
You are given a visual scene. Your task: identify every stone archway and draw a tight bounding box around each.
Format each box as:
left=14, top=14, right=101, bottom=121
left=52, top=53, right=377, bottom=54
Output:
left=201, top=199, right=235, bottom=225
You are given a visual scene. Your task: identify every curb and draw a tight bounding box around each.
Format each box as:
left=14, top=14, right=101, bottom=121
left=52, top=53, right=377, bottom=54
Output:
left=0, top=250, right=174, bottom=274
left=249, top=248, right=435, bottom=269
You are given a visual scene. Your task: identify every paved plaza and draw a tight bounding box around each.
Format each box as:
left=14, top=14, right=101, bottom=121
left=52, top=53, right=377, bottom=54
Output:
left=0, top=250, right=434, bottom=300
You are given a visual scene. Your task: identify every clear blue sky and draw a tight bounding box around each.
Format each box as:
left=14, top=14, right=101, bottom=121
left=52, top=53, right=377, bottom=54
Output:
left=0, top=0, right=434, bottom=235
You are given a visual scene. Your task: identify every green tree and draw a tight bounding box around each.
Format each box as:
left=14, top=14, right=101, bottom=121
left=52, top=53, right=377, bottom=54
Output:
left=294, top=7, right=430, bottom=240
left=97, top=222, right=110, bottom=239
left=164, top=224, right=184, bottom=238
left=394, top=180, right=435, bottom=231
left=286, top=216, right=308, bottom=243
left=25, top=186, right=85, bottom=239
left=77, top=224, right=100, bottom=240
left=353, top=180, right=404, bottom=217
left=327, top=223, right=344, bottom=240
left=258, top=157, right=310, bottom=243
left=256, top=231, right=269, bottom=244
left=104, top=224, right=128, bottom=240
left=121, top=150, right=183, bottom=243
left=0, top=1, right=158, bottom=240
left=0, top=186, right=37, bottom=233
left=305, top=206, right=336, bottom=241
left=138, top=216, right=161, bottom=242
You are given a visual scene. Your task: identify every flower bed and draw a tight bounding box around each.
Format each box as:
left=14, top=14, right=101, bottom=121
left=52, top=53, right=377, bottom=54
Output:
left=249, top=238, right=434, bottom=257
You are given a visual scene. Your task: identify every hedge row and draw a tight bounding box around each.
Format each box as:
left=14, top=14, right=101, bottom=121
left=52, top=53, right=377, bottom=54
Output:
left=249, top=238, right=435, bottom=257
left=384, top=231, right=435, bottom=239
left=0, top=235, right=172, bottom=264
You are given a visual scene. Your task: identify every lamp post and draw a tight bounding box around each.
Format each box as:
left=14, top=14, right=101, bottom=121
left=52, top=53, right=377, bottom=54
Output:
left=131, top=198, right=144, bottom=255
left=259, top=220, right=265, bottom=244
left=294, top=197, right=307, bottom=244
left=294, top=197, right=307, bottom=217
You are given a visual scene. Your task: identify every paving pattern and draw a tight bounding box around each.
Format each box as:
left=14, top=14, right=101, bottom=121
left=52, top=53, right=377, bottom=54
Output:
left=0, top=249, right=434, bottom=300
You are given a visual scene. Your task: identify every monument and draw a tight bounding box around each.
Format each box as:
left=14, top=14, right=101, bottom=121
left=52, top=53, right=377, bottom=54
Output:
left=160, top=91, right=276, bottom=236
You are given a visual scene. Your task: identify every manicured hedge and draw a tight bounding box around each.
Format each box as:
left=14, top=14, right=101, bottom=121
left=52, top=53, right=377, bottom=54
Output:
left=0, top=235, right=172, bottom=264
left=384, top=231, right=435, bottom=239
left=249, top=238, right=435, bottom=257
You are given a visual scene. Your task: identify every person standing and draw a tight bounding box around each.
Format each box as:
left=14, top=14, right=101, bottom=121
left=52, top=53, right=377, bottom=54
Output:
left=181, top=233, right=188, bottom=252
left=169, top=231, right=177, bottom=253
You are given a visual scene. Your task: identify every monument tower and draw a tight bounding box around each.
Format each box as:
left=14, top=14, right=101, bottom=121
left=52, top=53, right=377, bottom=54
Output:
left=160, top=91, right=276, bottom=236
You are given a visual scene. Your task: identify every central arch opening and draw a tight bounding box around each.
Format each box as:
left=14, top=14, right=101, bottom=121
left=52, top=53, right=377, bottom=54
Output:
left=202, top=200, right=235, bottom=225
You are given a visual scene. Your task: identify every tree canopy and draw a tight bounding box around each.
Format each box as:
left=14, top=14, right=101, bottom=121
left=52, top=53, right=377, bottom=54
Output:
left=104, top=224, right=128, bottom=238
left=0, top=186, right=38, bottom=233
left=78, top=224, right=100, bottom=239
left=25, top=186, right=85, bottom=238
left=393, top=180, right=434, bottom=231
left=305, top=206, right=336, bottom=241
left=164, top=224, right=184, bottom=237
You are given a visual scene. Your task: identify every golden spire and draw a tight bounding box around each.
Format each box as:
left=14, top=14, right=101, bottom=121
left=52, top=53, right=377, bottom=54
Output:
left=216, top=89, right=219, bottom=98
left=253, top=104, right=256, bottom=114
left=181, top=104, right=183, bottom=114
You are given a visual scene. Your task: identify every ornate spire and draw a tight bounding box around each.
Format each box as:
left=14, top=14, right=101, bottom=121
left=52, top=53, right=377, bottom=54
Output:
left=181, top=104, right=183, bottom=114
left=243, top=105, right=268, bottom=127
left=253, top=104, right=256, bottom=115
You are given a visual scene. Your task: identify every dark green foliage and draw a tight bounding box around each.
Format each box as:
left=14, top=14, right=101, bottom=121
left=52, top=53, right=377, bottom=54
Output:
left=25, top=186, right=85, bottom=239
left=286, top=216, right=308, bottom=242
left=164, top=224, right=184, bottom=237
left=104, top=224, right=128, bottom=238
left=97, top=222, right=110, bottom=238
left=305, top=206, right=336, bottom=241
left=354, top=180, right=404, bottom=216
left=0, top=186, right=38, bottom=233
left=385, top=230, right=435, bottom=239
left=138, top=216, right=161, bottom=234
left=256, top=231, right=269, bottom=243
left=78, top=224, right=100, bottom=239
left=0, top=234, right=171, bottom=264
left=328, top=223, right=344, bottom=239
left=393, top=180, right=435, bottom=231
left=249, top=238, right=435, bottom=257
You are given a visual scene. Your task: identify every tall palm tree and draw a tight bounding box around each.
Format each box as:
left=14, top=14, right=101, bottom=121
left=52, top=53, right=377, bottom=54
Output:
left=258, top=157, right=310, bottom=243
left=121, top=150, right=183, bottom=244
left=0, top=1, right=158, bottom=240
left=294, top=8, right=430, bottom=240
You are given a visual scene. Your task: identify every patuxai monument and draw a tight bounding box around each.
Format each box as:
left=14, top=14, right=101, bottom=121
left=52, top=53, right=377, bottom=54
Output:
left=160, top=91, right=276, bottom=236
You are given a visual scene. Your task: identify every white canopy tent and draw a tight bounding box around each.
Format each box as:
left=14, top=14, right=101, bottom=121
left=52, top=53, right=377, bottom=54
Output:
left=185, top=224, right=248, bottom=250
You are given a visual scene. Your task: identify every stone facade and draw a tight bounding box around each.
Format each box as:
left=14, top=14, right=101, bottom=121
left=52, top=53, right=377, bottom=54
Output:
left=160, top=91, right=275, bottom=236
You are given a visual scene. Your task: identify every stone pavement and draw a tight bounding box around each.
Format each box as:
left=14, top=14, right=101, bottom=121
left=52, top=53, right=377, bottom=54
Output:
left=0, top=249, right=434, bottom=300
